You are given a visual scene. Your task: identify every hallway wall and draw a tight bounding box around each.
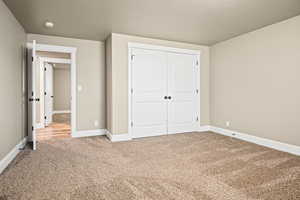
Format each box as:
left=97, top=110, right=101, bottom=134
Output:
left=53, top=65, right=71, bottom=111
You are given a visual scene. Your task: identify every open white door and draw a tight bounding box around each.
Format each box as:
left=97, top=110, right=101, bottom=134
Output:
left=27, top=40, right=37, bottom=150
left=44, top=63, right=54, bottom=126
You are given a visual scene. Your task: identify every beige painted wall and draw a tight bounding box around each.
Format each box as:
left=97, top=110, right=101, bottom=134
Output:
left=0, top=1, right=26, bottom=160
left=54, top=66, right=71, bottom=111
left=109, top=33, right=210, bottom=134
left=36, top=51, right=70, bottom=59
left=211, top=15, right=300, bottom=146
left=28, top=34, right=106, bottom=131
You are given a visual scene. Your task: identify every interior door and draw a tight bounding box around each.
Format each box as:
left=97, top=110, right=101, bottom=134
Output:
left=27, top=40, right=37, bottom=150
left=131, top=48, right=168, bottom=138
left=44, top=63, right=53, bottom=126
left=167, top=52, right=199, bottom=134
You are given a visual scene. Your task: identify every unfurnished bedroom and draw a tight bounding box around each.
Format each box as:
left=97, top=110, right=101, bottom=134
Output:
left=0, top=0, right=299, bottom=199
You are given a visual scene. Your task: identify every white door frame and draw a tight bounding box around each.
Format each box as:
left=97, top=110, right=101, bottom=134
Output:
left=128, top=42, right=201, bottom=139
left=38, top=57, right=72, bottom=128
left=27, top=43, right=77, bottom=136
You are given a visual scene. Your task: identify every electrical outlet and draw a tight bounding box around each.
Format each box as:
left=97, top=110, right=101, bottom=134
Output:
left=226, top=121, right=230, bottom=127
left=94, top=120, right=99, bottom=127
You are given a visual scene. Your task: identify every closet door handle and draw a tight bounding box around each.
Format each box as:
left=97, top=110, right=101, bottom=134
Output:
left=168, top=96, right=171, bottom=100
left=164, top=96, right=168, bottom=100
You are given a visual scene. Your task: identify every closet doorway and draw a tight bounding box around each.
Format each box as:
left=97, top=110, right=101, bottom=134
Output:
left=128, top=43, right=200, bottom=139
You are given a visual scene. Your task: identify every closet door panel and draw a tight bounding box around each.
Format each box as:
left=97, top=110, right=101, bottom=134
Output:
left=167, top=53, right=198, bottom=134
left=131, top=48, right=168, bottom=138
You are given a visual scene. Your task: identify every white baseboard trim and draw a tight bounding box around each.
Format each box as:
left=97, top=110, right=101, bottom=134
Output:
left=106, top=131, right=132, bottom=142
left=72, top=129, right=107, bottom=138
left=70, top=125, right=299, bottom=156
left=105, top=126, right=209, bottom=142
left=210, top=126, right=300, bottom=156
left=0, top=137, right=27, bottom=174
left=198, top=125, right=211, bottom=132
left=53, top=110, right=71, bottom=114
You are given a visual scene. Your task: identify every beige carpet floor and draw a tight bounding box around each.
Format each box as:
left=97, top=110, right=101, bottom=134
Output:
left=0, top=132, right=299, bottom=200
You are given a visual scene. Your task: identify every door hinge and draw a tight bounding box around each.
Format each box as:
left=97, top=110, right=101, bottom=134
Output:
left=44, top=116, right=47, bottom=120
left=32, top=126, right=34, bottom=131
left=196, top=116, right=199, bottom=121
left=32, top=57, right=34, bottom=62
left=44, top=67, right=46, bottom=71
left=131, top=88, right=133, bottom=94
left=31, top=91, right=34, bottom=97
left=196, top=89, right=199, bottom=94
left=131, top=54, right=135, bottom=61
left=131, top=122, right=133, bottom=127
left=196, top=60, right=199, bottom=66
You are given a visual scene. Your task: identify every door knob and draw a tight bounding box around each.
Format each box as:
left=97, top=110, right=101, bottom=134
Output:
left=164, top=96, right=168, bottom=99
left=168, top=96, right=171, bottom=100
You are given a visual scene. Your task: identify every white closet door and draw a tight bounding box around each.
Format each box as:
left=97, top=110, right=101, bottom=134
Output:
left=167, top=53, right=199, bottom=134
left=131, top=48, right=168, bottom=138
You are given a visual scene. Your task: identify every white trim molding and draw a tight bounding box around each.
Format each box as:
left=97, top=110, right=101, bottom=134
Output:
left=52, top=110, right=71, bottom=114
left=0, top=137, right=27, bottom=174
left=72, top=129, right=107, bottom=138
left=128, top=42, right=201, bottom=55
left=39, top=57, right=71, bottom=65
left=210, top=126, right=300, bottom=156
left=198, top=125, right=211, bottom=132
left=106, top=131, right=132, bottom=142
left=27, top=43, right=77, bottom=54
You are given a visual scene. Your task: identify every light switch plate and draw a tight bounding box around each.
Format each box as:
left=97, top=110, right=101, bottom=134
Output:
left=226, top=121, right=230, bottom=127
left=78, top=85, right=83, bottom=92
left=94, top=120, right=99, bottom=127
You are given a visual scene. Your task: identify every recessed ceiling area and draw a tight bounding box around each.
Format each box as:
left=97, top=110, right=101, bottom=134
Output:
left=4, top=0, right=300, bottom=45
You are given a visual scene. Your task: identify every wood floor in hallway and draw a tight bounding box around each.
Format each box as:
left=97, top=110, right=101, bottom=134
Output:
left=36, top=123, right=71, bottom=141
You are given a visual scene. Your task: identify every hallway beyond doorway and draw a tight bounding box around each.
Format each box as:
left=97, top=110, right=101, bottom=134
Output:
left=36, top=113, right=71, bottom=141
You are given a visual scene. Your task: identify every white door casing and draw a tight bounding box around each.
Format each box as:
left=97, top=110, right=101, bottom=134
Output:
left=131, top=48, right=168, bottom=138
left=44, top=63, right=54, bottom=126
left=129, top=43, right=200, bottom=139
left=27, top=40, right=37, bottom=150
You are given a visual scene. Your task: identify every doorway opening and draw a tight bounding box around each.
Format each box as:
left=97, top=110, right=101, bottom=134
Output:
left=36, top=55, right=72, bottom=141
left=27, top=41, right=77, bottom=149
